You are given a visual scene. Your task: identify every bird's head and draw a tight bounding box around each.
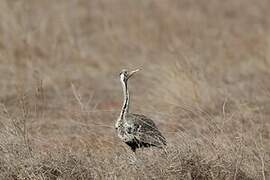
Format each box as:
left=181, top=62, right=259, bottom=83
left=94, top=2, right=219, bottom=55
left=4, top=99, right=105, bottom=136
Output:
left=119, top=68, right=141, bottom=82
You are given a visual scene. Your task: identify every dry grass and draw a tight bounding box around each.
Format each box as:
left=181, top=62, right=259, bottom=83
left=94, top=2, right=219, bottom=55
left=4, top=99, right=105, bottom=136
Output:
left=0, top=0, right=270, bottom=179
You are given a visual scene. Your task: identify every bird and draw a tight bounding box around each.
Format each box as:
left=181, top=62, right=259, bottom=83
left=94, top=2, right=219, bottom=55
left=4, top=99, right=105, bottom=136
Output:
left=115, top=68, right=167, bottom=152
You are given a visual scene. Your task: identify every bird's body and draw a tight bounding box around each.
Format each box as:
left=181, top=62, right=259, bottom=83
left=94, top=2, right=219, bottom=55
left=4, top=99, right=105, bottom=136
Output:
left=117, top=113, right=167, bottom=152
left=115, top=69, right=166, bottom=152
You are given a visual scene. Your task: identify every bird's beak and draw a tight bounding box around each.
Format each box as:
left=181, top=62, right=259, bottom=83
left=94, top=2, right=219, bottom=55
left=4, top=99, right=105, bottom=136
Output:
left=128, top=68, right=141, bottom=79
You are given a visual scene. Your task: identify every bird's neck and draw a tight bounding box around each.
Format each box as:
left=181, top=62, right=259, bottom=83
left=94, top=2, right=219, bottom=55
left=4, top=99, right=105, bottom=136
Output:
left=120, top=79, right=129, bottom=120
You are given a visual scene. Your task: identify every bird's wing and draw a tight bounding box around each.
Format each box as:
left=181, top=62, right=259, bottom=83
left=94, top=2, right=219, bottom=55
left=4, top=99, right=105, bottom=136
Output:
left=137, top=128, right=167, bottom=147
left=127, top=113, right=167, bottom=146
left=127, top=113, right=157, bottom=128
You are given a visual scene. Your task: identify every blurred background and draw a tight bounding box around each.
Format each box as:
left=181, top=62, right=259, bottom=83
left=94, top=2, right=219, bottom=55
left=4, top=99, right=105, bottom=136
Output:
left=0, top=0, right=269, bottom=179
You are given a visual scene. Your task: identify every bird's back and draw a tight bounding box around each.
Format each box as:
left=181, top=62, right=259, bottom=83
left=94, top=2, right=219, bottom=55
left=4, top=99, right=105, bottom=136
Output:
left=123, top=113, right=167, bottom=147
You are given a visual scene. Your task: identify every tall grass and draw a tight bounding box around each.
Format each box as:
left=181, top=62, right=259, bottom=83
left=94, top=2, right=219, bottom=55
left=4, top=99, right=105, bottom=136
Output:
left=0, top=0, right=269, bottom=179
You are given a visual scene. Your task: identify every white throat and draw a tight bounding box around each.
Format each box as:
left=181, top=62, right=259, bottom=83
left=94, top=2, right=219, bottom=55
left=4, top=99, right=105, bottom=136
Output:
left=120, top=76, right=129, bottom=117
left=115, top=74, right=130, bottom=129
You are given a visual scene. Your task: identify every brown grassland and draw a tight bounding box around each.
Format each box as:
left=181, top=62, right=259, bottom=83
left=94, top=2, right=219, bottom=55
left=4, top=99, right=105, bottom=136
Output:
left=0, top=0, right=270, bottom=179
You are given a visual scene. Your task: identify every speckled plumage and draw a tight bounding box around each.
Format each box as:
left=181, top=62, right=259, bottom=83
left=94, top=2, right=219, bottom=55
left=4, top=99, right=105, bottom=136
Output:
left=115, top=69, right=166, bottom=152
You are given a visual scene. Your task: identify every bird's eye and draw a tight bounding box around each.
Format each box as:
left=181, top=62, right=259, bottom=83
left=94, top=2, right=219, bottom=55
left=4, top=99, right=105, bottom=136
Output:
left=120, top=71, right=128, bottom=77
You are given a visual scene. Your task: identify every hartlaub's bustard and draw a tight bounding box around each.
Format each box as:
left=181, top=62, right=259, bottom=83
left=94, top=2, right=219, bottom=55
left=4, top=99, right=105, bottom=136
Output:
left=115, top=69, right=166, bottom=152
